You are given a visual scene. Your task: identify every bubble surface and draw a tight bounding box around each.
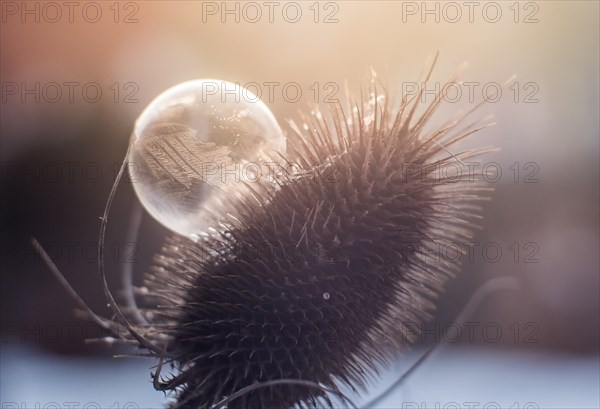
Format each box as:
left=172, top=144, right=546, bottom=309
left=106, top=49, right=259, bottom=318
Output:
left=128, top=80, right=286, bottom=238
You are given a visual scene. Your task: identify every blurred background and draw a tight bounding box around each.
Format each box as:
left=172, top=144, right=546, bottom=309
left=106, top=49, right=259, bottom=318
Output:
left=1, top=1, right=598, bottom=407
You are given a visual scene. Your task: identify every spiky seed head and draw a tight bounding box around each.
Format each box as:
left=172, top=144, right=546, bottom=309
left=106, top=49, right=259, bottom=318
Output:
left=130, top=71, right=492, bottom=409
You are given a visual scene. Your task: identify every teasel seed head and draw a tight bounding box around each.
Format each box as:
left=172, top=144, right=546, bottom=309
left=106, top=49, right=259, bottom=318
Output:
left=110, top=64, right=494, bottom=409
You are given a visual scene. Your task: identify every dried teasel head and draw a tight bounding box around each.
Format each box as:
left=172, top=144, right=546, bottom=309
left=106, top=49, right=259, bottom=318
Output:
left=35, top=58, right=497, bottom=409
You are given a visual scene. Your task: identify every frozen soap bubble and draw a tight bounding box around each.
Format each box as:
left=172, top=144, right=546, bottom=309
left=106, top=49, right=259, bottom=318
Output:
left=128, top=79, right=286, bottom=239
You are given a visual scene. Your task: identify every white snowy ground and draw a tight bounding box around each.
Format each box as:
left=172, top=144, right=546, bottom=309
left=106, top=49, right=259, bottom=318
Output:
left=1, top=344, right=598, bottom=408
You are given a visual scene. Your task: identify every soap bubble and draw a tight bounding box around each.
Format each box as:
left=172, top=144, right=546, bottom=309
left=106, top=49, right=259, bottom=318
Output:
left=128, top=79, right=286, bottom=238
